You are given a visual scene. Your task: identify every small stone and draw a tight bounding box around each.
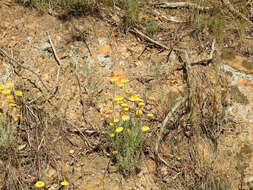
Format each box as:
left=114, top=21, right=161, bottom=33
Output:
left=27, top=36, right=33, bottom=43
left=69, top=149, right=75, bottom=154
left=48, top=184, right=59, bottom=190
left=40, top=42, right=51, bottom=51
left=18, top=144, right=26, bottom=151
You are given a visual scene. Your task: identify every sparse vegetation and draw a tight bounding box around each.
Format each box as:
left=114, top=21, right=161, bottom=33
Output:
left=1, top=0, right=253, bottom=189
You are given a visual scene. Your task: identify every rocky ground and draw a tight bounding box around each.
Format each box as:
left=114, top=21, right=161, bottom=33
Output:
left=0, top=0, right=253, bottom=189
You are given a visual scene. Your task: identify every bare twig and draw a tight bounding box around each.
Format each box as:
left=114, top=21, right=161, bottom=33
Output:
left=154, top=2, right=210, bottom=11
left=221, top=0, right=253, bottom=27
left=46, top=32, right=62, bottom=66
left=74, top=71, right=89, bottom=125
left=153, top=9, right=187, bottom=23
left=155, top=96, right=187, bottom=167
left=47, top=32, right=62, bottom=96
left=73, top=26, right=92, bottom=57
left=130, top=28, right=181, bottom=51
left=61, top=119, right=94, bottom=149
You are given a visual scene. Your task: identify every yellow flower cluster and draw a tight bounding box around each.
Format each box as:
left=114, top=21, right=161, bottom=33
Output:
left=35, top=179, right=69, bottom=189
left=104, top=76, right=156, bottom=137
left=0, top=82, right=22, bottom=123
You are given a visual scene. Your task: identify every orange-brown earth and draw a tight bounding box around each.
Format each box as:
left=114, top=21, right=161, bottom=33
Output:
left=0, top=1, right=253, bottom=189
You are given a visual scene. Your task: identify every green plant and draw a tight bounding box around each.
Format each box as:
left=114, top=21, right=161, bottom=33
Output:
left=0, top=82, right=22, bottom=152
left=103, top=76, right=154, bottom=175
left=66, top=0, right=96, bottom=15
left=192, top=2, right=225, bottom=42
left=121, top=0, right=141, bottom=31
left=145, top=20, right=158, bottom=36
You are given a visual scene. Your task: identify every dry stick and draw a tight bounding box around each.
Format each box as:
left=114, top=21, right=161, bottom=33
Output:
left=74, top=71, right=90, bottom=126
left=154, top=2, right=210, bottom=11
left=46, top=32, right=62, bottom=66
left=0, top=48, right=50, bottom=92
left=130, top=28, right=182, bottom=52
left=73, top=26, right=92, bottom=57
left=155, top=96, right=187, bottom=167
left=62, top=119, right=94, bottom=149
left=221, top=0, right=253, bottom=27
left=153, top=9, right=187, bottom=23
left=47, top=32, right=62, bottom=95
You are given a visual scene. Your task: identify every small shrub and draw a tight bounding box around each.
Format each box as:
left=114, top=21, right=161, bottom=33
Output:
left=121, top=0, right=141, bottom=31
left=0, top=82, right=22, bottom=153
left=145, top=20, right=158, bottom=36
left=103, top=76, right=154, bottom=175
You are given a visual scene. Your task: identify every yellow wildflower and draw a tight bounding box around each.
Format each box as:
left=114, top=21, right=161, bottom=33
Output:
left=2, top=89, right=11, bottom=95
left=6, top=82, right=14, bottom=88
left=110, top=133, right=115, bottom=137
left=13, top=118, right=18, bottom=122
left=104, top=115, right=109, bottom=119
left=7, top=95, right=13, bottom=99
left=117, top=101, right=123, bottom=105
left=148, top=96, right=155, bottom=101
left=128, top=96, right=137, bottom=102
left=9, top=103, right=16, bottom=107
left=35, top=181, right=45, bottom=188
left=136, top=98, right=144, bottom=102
left=114, top=119, right=119, bottom=123
left=109, top=122, right=114, bottom=127
left=16, top=114, right=22, bottom=117
left=110, top=76, right=118, bottom=82
left=136, top=109, right=143, bottom=117
left=121, top=103, right=128, bottom=107
left=15, top=90, right=22, bottom=96
left=138, top=102, right=145, bottom=107
left=8, top=99, right=14, bottom=103
left=121, top=78, right=129, bottom=83
left=147, top=113, right=153, bottom=118
left=124, top=108, right=129, bottom=112
left=119, top=83, right=125, bottom=87
left=114, top=96, right=124, bottom=101
left=16, top=105, right=22, bottom=109
left=115, top=127, right=123, bottom=133
left=129, top=105, right=134, bottom=110
left=122, top=115, right=130, bottom=121
left=112, top=150, right=118, bottom=154
left=109, top=110, right=113, bottom=114
left=61, top=180, right=69, bottom=186
left=142, top=125, right=150, bottom=132
left=125, top=90, right=131, bottom=95
left=0, top=84, right=4, bottom=89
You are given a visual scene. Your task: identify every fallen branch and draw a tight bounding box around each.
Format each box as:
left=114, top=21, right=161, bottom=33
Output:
left=47, top=32, right=62, bottom=96
left=222, top=0, right=253, bottom=27
left=153, top=9, right=187, bottom=23
left=61, top=119, right=94, bottom=149
left=155, top=96, right=187, bottom=167
left=130, top=28, right=181, bottom=51
left=154, top=2, right=210, bottom=11
left=47, top=32, right=62, bottom=66
left=73, top=26, right=92, bottom=57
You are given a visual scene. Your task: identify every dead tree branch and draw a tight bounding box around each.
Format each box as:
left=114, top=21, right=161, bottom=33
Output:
left=154, top=2, right=210, bottom=11
left=155, top=96, right=187, bottom=167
